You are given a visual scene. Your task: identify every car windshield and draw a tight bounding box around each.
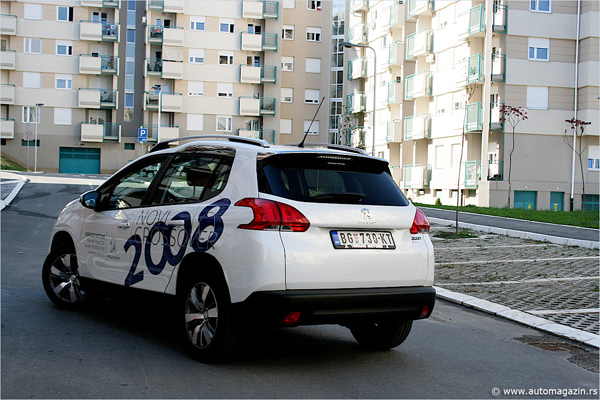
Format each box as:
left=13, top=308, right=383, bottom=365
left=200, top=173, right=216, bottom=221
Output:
left=257, top=153, right=409, bottom=206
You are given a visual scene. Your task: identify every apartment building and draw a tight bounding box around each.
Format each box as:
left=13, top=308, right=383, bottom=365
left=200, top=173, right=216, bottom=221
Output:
left=0, top=0, right=331, bottom=174
left=343, top=0, right=598, bottom=210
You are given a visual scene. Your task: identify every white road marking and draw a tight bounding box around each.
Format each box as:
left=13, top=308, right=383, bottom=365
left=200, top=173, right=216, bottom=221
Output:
left=437, top=276, right=600, bottom=286
left=436, top=256, right=599, bottom=265
left=527, top=308, right=600, bottom=315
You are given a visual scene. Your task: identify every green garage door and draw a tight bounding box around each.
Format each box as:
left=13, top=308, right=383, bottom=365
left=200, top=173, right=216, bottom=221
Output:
left=514, top=190, right=537, bottom=210
left=59, top=147, right=100, bottom=174
left=550, top=192, right=564, bottom=211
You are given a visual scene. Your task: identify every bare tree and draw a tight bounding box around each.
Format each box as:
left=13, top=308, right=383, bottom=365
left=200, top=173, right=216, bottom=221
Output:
left=455, top=85, right=476, bottom=233
left=564, top=118, right=591, bottom=210
left=499, top=105, right=528, bottom=208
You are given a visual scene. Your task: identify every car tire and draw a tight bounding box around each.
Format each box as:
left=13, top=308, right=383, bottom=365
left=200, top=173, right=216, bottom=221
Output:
left=181, top=270, right=245, bottom=363
left=42, top=244, right=96, bottom=310
left=349, top=320, right=413, bottom=350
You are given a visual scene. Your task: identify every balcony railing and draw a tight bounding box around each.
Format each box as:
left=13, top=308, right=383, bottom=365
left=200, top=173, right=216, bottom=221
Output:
left=79, top=54, right=118, bottom=75
left=240, top=32, right=278, bottom=52
left=488, top=160, right=503, bottom=181
left=341, top=126, right=366, bottom=148
left=80, top=21, right=119, bottom=41
left=239, top=97, right=276, bottom=116
left=0, top=14, right=17, bottom=35
left=387, top=81, right=403, bottom=104
left=146, top=58, right=183, bottom=79
left=407, top=0, right=434, bottom=19
left=490, top=102, right=504, bottom=130
left=492, top=53, right=506, bottom=82
left=386, top=119, right=403, bottom=142
left=242, top=0, right=279, bottom=19
left=458, top=5, right=485, bottom=40
left=457, top=53, right=484, bottom=85
left=237, top=128, right=276, bottom=143
left=465, top=102, right=505, bottom=132
left=81, top=0, right=120, bottom=7
left=144, top=91, right=183, bottom=112
left=348, top=56, right=368, bottom=80
left=493, top=4, right=507, bottom=32
left=406, top=29, right=433, bottom=59
left=388, top=41, right=405, bottom=66
left=350, top=0, right=369, bottom=13
left=147, top=25, right=184, bottom=45
left=78, top=88, right=118, bottom=109
left=141, top=124, right=180, bottom=142
left=403, top=164, right=431, bottom=189
left=1, top=49, right=16, bottom=70
left=404, top=114, right=431, bottom=140
left=239, top=65, right=277, bottom=84
left=464, top=160, right=481, bottom=189
left=1, top=84, right=16, bottom=104
left=389, top=1, right=405, bottom=28
left=1, top=118, right=15, bottom=139
left=148, top=0, right=184, bottom=13
left=405, top=72, right=432, bottom=99
left=80, top=122, right=121, bottom=142
left=346, top=92, right=366, bottom=114
left=348, top=23, right=368, bottom=45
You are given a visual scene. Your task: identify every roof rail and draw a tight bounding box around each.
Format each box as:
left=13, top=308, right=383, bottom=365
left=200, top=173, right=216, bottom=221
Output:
left=284, top=142, right=368, bottom=155
left=149, top=135, right=270, bottom=153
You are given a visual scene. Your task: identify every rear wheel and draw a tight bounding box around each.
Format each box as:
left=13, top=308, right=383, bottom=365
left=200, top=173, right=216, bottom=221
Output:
left=349, top=320, right=413, bottom=350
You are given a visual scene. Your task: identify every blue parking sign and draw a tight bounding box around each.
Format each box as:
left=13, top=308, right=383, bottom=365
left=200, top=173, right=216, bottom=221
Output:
left=138, top=127, right=148, bottom=143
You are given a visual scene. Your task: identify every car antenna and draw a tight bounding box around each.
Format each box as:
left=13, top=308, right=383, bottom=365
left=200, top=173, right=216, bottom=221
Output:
left=298, top=96, right=325, bottom=148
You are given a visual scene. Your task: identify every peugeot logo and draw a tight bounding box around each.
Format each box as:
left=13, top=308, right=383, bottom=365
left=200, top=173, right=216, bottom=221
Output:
left=361, top=208, right=371, bottom=219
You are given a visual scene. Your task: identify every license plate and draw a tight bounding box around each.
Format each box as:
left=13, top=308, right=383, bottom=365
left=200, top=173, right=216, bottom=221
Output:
left=330, top=231, right=396, bottom=250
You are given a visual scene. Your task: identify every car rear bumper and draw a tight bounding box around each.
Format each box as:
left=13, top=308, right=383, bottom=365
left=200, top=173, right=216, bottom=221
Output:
left=239, top=286, right=436, bottom=326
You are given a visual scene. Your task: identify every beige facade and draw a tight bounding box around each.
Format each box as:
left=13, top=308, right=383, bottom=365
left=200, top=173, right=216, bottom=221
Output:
left=343, top=0, right=599, bottom=210
left=1, top=0, right=331, bottom=174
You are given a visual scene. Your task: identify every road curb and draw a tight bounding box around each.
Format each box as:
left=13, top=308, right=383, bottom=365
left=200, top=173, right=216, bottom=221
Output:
left=0, top=179, right=26, bottom=211
left=429, top=217, right=599, bottom=249
left=435, top=286, right=600, bottom=349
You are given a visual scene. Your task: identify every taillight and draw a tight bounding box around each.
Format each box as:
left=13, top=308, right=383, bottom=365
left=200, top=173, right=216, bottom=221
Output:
left=235, top=198, right=310, bottom=232
left=410, top=208, right=430, bottom=234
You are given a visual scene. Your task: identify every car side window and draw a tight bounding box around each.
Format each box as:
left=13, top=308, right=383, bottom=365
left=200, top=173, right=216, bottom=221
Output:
left=103, top=158, right=164, bottom=209
left=149, top=155, right=232, bottom=205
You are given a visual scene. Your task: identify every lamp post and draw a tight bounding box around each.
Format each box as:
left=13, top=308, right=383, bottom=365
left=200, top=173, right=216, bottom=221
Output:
left=151, top=85, right=161, bottom=142
left=340, top=41, right=377, bottom=156
left=34, top=103, right=43, bottom=172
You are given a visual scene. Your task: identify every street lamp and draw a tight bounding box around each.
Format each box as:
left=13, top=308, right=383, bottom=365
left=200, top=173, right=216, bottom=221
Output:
left=340, top=41, right=377, bottom=156
left=151, top=85, right=161, bottom=142
left=34, top=103, right=43, bottom=172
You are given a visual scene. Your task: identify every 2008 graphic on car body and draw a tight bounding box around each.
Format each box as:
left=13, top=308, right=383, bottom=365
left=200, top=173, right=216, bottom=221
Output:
left=123, top=198, right=231, bottom=287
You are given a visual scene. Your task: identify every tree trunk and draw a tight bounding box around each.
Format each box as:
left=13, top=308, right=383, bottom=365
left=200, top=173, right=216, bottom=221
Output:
left=507, top=128, right=515, bottom=208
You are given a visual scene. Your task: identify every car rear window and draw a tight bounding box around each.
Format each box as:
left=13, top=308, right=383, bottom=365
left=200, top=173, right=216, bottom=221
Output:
left=257, top=153, right=409, bottom=206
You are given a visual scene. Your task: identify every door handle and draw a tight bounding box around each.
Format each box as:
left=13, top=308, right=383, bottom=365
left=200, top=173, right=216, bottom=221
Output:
left=118, top=222, right=131, bottom=229
left=168, top=220, right=185, bottom=227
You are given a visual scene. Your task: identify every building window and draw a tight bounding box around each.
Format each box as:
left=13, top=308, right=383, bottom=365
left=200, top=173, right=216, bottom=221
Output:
left=530, top=0, right=551, bottom=12
left=190, top=16, right=206, bottom=31
left=188, top=81, right=204, bottom=97
left=247, top=24, right=262, bottom=34
left=219, top=19, right=235, bottom=33
left=55, top=74, right=73, bottom=90
left=281, top=88, right=293, bottom=103
left=189, top=49, right=205, bottom=64
left=23, top=72, right=41, bottom=88
left=280, top=119, right=292, bottom=134
left=282, top=56, right=294, bottom=71
left=22, top=106, right=40, bottom=124
left=187, top=114, right=204, bottom=131
left=282, top=25, right=295, bottom=40
left=54, top=108, right=72, bottom=125
left=305, top=57, right=321, bottom=73
left=124, top=143, right=135, bottom=150
left=218, top=51, right=234, bottom=65
left=306, top=27, right=321, bottom=42
left=526, top=86, right=549, bottom=110
left=24, top=3, right=43, bottom=20
left=303, top=120, right=319, bottom=135
left=22, top=139, right=40, bottom=147
left=588, top=146, right=600, bottom=171
left=217, top=116, right=233, bottom=132
left=305, top=89, right=320, bottom=104
left=24, top=38, right=42, bottom=54
left=56, top=41, right=73, bottom=56
left=217, top=83, right=233, bottom=98
left=125, top=93, right=134, bottom=108
left=528, top=38, right=549, bottom=61
left=57, top=6, right=73, bottom=22
left=307, top=0, right=322, bottom=11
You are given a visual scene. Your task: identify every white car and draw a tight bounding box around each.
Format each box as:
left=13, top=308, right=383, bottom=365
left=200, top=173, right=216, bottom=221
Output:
left=42, top=136, right=435, bottom=362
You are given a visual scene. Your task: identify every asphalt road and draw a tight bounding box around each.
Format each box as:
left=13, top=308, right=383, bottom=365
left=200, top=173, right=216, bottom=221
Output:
left=1, top=179, right=598, bottom=399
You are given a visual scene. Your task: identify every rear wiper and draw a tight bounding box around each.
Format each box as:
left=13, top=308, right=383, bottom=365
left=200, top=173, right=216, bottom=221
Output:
left=313, top=193, right=365, bottom=204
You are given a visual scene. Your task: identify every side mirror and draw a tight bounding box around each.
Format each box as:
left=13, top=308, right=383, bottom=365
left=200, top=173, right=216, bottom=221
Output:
left=80, top=190, right=100, bottom=210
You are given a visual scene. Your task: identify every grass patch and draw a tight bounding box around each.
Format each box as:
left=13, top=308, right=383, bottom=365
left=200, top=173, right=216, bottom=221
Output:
left=435, top=230, right=479, bottom=239
left=416, top=203, right=599, bottom=229
left=1, top=156, right=27, bottom=172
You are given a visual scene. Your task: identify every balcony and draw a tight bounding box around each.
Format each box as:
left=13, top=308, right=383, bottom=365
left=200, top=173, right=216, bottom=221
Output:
left=386, top=119, right=403, bottom=142
left=79, top=54, right=118, bottom=75
left=404, top=114, right=431, bottom=140
left=490, top=102, right=504, bottom=130
left=147, top=25, right=184, bottom=46
left=406, top=29, right=433, bottom=59
left=403, top=164, right=431, bottom=189
left=488, top=160, right=503, bottom=181
left=465, top=102, right=504, bottom=132
left=239, top=97, right=276, bottom=116
left=407, top=0, right=434, bottom=19
left=0, top=15, right=16, bottom=35
left=348, top=23, right=367, bottom=45
left=347, top=56, right=367, bottom=80
left=405, top=72, right=432, bottom=99
left=239, top=65, right=277, bottom=84
left=457, top=5, right=485, bottom=40
left=146, top=59, right=184, bottom=80
left=81, top=0, right=120, bottom=7
left=387, top=81, right=403, bottom=104
left=238, top=128, right=276, bottom=144
left=457, top=53, right=484, bottom=85
left=350, top=0, right=369, bottom=13
left=388, top=41, right=405, bottom=66
left=341, top=126, right=366, bottom=147
left=493, top=4, right=507, bottom=32
left=1, top=84, right=15, bottom=104
left=1, top=118, right=15, bottom=139
left=240, top=32, right=278, bottom=52
left=242, top=1, right=279, bottom=19
left=492, top=53, right=506, bottom=82
left=80, top=122, right=121, bottom=142
left=1, top=50, right=16, bottom=70
left=78, top=88, right=118, bottom=109
left=144, top=91, right=183, bottom=113
left=346, top=92, right=366, bottom=114
left=147, top=0, right=184, bottom=13
left=464, top=160, right=481, bottom=189
left=141, top=124, right=180, bottom=142
left=80, top=21, right=119, bottom=42
left=389, top=1, right=405, bottom=28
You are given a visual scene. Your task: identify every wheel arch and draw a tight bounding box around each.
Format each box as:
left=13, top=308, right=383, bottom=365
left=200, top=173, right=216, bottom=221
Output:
left=50, top=231, right=76, bottom=252
left=175, top=252, right=230, bottom=299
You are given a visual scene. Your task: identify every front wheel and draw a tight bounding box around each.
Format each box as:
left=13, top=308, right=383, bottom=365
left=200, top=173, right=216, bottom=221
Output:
left=349, top=320, right=413, bottom=350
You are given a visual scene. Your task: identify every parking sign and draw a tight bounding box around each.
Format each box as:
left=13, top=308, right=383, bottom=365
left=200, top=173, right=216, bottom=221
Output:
left=138, top=127, right=148, bottom=143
